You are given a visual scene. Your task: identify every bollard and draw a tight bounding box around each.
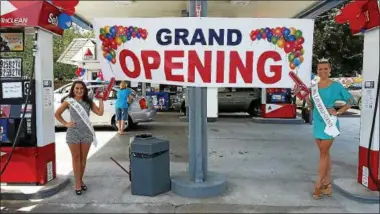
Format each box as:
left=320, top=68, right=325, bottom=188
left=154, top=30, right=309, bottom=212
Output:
left=130, top=134, right=171, bottom=196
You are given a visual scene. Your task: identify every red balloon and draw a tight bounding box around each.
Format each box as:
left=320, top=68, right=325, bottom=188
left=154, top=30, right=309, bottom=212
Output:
left=262, top=33, right=267, bottom=39
left=64, top=7, right=76, bottom=16
left=111, top=58, right=116, bottom=64
left=132, top=32, right=137, bottom=38
left=297, top=37, right=305, bottom=44
left=111, top=43, right=117, bottom=50
left=99, top=34, right=106, bottom=41
left=141, top=33, right=147, bottom=40
left=52, top=0, right=79, bottom=8
left=294, top=51, right=302, bottom=57
left=284, top=42, right=294, bottom=53
left=295, top=44, right=303, bottom=51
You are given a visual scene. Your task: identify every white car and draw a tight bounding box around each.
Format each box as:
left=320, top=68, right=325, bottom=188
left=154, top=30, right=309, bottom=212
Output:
left=54, top=81, right=156, bottom=130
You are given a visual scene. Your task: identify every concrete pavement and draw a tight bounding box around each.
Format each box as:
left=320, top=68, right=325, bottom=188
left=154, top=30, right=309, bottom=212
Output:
left=1, top=112, right=378, bottom=213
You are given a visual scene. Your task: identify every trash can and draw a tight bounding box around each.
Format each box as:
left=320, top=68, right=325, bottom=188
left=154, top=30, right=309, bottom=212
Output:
left=130, top=134, right=171, bottom=196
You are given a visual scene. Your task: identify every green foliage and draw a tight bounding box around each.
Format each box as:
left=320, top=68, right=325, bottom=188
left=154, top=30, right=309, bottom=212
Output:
left=312, top=4, right=364, bottom=77
left=1, top=26, right=94, bottom=80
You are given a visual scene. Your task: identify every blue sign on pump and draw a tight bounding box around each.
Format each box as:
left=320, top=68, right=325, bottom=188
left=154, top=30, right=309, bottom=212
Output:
left=58, top=13, right=72, bottom=30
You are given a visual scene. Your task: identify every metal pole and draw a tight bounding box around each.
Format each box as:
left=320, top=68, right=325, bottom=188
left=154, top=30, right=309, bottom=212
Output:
left=188, top=0, right=208, bottom=183
left=171, top=0, right=225, bottom=198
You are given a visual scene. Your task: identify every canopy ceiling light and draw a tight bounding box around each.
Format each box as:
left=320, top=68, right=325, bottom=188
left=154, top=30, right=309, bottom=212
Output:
left=230, top=0, right=251, bottom=6
left=114, top=1, right=134, bottom=6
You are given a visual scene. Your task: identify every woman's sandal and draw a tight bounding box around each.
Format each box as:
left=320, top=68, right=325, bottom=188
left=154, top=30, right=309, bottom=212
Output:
left=312, top=186, right=323, bottom=200
left=321, top=183, right=332, bottom=196
left=75, top=189, right=82, bottom=195
left=81, top=184, right=87, bottom=191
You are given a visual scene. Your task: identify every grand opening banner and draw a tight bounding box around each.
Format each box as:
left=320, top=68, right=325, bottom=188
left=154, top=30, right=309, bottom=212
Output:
left=94, top=18, right=314, bottom=88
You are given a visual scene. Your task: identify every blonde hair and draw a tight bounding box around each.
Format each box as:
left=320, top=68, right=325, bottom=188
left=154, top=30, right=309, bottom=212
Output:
left=120, top=81, right=127, bottom=89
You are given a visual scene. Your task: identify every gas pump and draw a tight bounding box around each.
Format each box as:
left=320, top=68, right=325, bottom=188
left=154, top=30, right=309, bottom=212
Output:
left=0, top=0, right=78, bottom=186
left=261, top=88, right=296, bottom=119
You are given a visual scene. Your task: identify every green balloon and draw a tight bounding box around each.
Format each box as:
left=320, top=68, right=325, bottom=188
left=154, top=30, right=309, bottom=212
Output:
left=134, top=27, right=138, bottom=32
left=288, top=53, right=295, bottom=62
left=301, top=49, right=305, bottom=55
left=271, top=36, right=278, bottom=44
left=110, top=49, right=116, bottom=57
left=121, top=35, right=127, bottom=43
left=295, top=30, right=302, bottom=39
left=260, top=28, right=265, bottom=33
left=100, top=28, right=106, bottom=36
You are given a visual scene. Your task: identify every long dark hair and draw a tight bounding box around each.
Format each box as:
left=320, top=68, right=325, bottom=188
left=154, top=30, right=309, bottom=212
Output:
left=61, top=81, right=92, bottom=106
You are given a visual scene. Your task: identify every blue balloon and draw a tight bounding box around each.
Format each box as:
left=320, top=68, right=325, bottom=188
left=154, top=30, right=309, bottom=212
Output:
left=81, top=68, right=86, bottom=73
left=127, top=35, right=131, bottom=40
left=293, top=57, right=301, bottom=67
left=288, top=35, right=296, bottom=41
left=58, top=13, right=72, bottom=29
left=110, top=26, right=116, bottom=35
left=129, top=27, right=134, bottom=32
left=283, top=28, right=290, bottom=36
left=311, top=74, right=316, bottom=80
left=106, top=33, right=113, bottom=39
left=137, top=32, right=141, bottom=39
left=257, top=33, right=262, bottom=40
left=267, top=37, right=271, bottom=42
left=265, top=27, right=270, bottom=34
left=106, top=54, right=112, bottom=61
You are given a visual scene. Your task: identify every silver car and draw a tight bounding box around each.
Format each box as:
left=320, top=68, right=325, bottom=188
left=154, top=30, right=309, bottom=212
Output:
left=54, top=82, right=156, bottom=130
left=172, top=87, right=262, bottom=116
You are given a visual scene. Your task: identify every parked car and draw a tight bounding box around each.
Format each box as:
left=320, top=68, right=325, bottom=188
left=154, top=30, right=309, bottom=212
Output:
left=172, top=87, right=262, bottom=117
left=54, top=81, right=156, bottom=130
left=335, top=83, right=362, bottom=109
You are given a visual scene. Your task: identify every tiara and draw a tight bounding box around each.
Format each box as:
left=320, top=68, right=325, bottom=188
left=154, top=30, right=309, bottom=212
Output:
left=317, top=57, right=330, bottom=63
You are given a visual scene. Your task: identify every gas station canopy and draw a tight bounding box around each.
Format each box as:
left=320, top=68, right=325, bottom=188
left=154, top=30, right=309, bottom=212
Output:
left=72, top=0, right=344, bottom=29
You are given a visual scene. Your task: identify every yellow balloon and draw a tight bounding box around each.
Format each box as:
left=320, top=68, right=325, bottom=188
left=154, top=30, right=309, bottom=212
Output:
left=115, top=36, right=122, bottom=45
left=104, top=26, right=110, bottom=33
left=277, top=39, right=285, bottom=48
left=290, top=27, right=296, bottom=35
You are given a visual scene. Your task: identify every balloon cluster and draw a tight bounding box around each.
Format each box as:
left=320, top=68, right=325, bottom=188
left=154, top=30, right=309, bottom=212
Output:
left=250, top=27, right=305, bottom=70
left=96, top=70, right=104, bottom=82
left=99, top=25, right=148, bottom=64
left=75, top=67, right=86, bottom=77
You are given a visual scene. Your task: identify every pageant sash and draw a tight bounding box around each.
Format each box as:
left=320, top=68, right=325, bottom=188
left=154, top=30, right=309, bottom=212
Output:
left=311, top=81, right=340, bottom=138
left=67, top=98, right=98, bottom=147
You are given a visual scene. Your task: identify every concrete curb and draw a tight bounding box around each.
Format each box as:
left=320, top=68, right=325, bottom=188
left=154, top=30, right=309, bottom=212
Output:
left=332, top=178, right=380, bottom=204
left=0, top=176, right=70, bottom=200
left=252, top=116, right=305, bottom=125
left=178, top=116, right=217, bottom=123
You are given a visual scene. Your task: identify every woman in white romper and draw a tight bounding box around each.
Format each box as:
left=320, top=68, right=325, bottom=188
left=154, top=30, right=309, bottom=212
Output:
left=55, top=81, right=104, bottom=195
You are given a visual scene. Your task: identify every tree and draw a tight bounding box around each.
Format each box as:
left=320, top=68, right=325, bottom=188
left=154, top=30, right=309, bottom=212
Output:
left=53, top=26, right=94, bottom=80
left=1, top=24, right=94, bottom=80
left=312, top=2, right=364, bottom=77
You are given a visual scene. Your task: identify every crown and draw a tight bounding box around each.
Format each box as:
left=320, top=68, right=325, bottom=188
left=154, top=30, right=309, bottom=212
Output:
left=317, top=57, right=330, bottom=63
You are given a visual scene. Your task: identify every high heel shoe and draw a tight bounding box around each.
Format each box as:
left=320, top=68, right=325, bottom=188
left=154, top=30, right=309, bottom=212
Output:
left=312, top=186, right=323, bottom=200
left=321, top=183, right=332, bottom=196
left=81, top=185, right=87, bottom=191
left=75, top=189, right=82, bottom=195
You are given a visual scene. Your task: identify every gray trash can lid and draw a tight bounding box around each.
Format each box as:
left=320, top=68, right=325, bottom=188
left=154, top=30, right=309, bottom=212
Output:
left=134, top=133, right=154, bottom=140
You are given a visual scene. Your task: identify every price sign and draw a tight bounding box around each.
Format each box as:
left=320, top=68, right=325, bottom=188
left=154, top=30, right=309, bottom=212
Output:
left=0, top=58, right=22, bottom=78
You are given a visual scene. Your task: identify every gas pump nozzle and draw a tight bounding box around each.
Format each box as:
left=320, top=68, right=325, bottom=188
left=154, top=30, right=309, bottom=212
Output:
left=95, top=77, right=116, bottom=101
left=289, top=71, right=310, bottom=100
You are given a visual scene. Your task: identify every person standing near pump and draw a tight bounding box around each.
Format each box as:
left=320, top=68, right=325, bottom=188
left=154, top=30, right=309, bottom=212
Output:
left=55, top=80, right=104, bottom=195
left=115, top=80, right=132, bottom=135
left=305, top=58, right=355, bottom=200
